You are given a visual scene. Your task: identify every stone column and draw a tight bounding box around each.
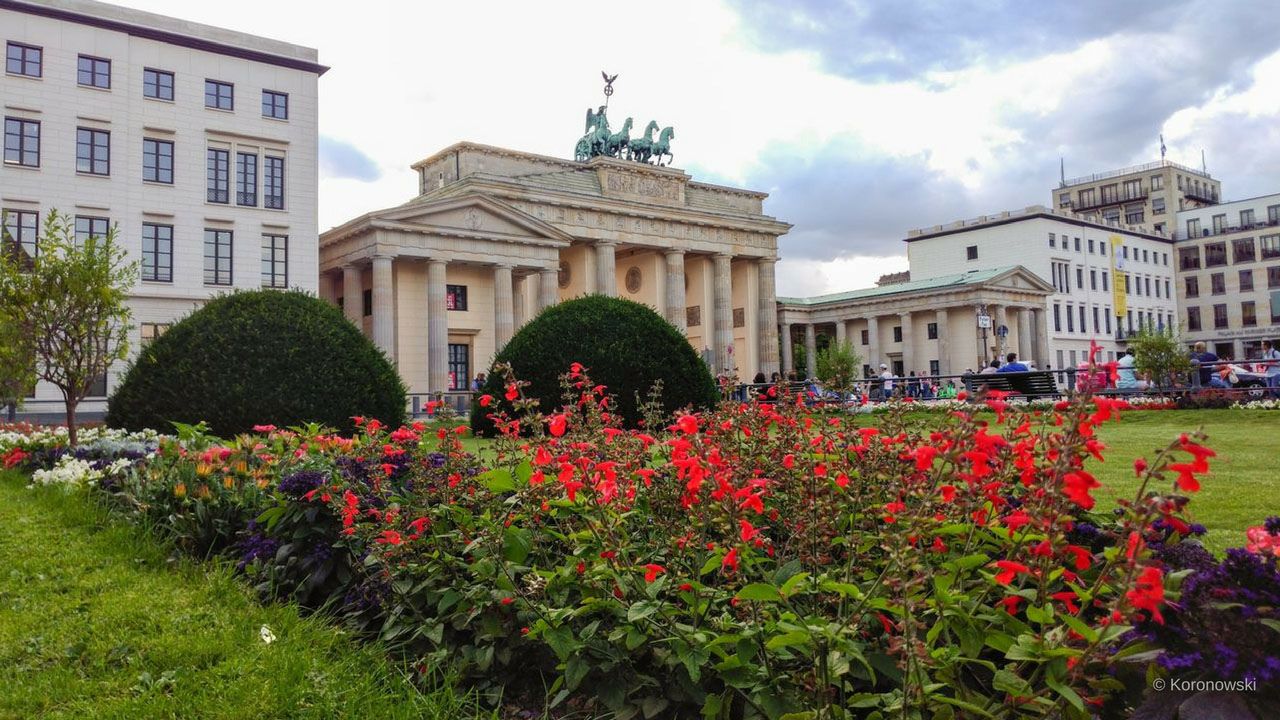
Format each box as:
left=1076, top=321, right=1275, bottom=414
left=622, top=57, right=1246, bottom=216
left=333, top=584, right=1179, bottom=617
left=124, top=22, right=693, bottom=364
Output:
left=538, top=269, right=558, bottom=311
left=1017, top=307, right=1033, bottom=364
left=493, top=264, right=514, bottom=351
left=804, top=323, right=817, bottom=380
left=665, top=250, right=686, bottom=331
left=318, top=271, right=336, bottom=305
left=900, top=311, right=915, bottom=375
left=835, top=320, right=846, bottom=346
left=1032, top=308, right=1050, bottom=368
left=780, top=322, right=793, bottom=375
left=426, top=259, right=449, bottom=392
left=756, top=258, right=780, bottom=376
left=935, top=308, right=950, bottom=376
left=512, top=273, right=527, bottom=329
left=596, top=241, right=617, bottom=296
left=371, top=255, right=394, bottom=361
left=342, top=263, right=362, bottom=326
left=866, top=315, right=881, bottom=373
left=712, top=254, right=733, bottom=372
left=993, top=304, right=1008, bottom=360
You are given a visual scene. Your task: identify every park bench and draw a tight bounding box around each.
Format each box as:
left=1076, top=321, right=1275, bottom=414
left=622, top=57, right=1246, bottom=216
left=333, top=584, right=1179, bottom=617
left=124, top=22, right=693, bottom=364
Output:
left=964, top=371, right=1062, bottom=399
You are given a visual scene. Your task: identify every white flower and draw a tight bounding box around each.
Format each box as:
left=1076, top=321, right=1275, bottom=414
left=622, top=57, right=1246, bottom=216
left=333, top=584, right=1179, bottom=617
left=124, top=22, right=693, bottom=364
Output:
left=259, top=625, right=276, bottom=644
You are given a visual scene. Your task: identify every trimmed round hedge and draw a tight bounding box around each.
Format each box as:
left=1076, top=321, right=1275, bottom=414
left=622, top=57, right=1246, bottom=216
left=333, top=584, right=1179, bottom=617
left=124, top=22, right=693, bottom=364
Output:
left=107, top=290, right=406, bottom=436
left=470, top=294, right=718, bottom=434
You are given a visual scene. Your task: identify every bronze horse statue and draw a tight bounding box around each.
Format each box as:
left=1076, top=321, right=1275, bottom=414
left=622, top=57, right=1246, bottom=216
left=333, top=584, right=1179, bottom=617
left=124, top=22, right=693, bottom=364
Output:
left=604, top=117, right=633, bottom=158
left=652, top=126, right=675, bottom=167
left=627, top=120, right=659, bottom=163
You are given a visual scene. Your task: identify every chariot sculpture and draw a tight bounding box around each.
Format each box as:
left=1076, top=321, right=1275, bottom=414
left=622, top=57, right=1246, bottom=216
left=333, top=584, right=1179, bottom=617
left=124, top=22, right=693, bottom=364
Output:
left=573, top=72, right=676, bottom=166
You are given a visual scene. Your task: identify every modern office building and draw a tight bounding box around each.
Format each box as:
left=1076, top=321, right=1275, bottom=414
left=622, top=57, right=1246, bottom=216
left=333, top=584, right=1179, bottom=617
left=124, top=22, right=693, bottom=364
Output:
left=1173, top=192, right=1280, bottom=359
left=319, top=142, right=791, bottom=397
left=1052, top=159, right=1220, bottom=236
left=1, top=0, right=325, bottom=415
left=902, top=206, right=1179, bottom=371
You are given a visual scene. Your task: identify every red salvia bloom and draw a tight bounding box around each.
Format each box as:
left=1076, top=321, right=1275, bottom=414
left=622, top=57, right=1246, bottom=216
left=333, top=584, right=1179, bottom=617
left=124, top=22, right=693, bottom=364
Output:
left=548, top=414, right=567, bottom=437
left=1062, top=471, right=1101, bottom=509
left=642, top=564, right=665, bottom=583
left=722, top=547, right=740, bottom=573
left=993, top=560, right=1030, bottom=585
left=1127, top=566, right=1166, bottom=624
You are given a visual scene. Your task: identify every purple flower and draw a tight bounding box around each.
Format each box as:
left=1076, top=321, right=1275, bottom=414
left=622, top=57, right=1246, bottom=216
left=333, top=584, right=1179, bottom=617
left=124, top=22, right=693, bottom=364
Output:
left=278, top=469, right=326, bottom=497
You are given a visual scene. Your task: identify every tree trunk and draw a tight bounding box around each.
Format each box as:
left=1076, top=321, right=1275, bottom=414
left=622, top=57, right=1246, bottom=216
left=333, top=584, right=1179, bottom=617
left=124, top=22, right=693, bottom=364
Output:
left=65, top=397, right=78, bottom=446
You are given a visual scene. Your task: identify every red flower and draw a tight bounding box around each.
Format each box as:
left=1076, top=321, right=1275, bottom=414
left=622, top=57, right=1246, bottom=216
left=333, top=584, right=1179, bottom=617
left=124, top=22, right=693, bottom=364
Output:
left=1167, top=462, right=1202, bottom=492
left=912, top=446, right=938, bottom=471
left=739, top=518, right=759, bottom=543
left=1063, top=545, right=1093, bottom=571
left=992, top=560, right=1030, bottom=585
left=251, top=424, right=277, bottom=433
left=1062, top=471, right=1101, bottom=509
left=782, top=454, right=795, bottom=469
left=500, top=596, right=515, bottom=606
left=408, top=517, right=429, bottom=534
left=1126, top=566, right=1166, bottom=624
left=1133, top=458, right=1148, bottom=476
left=642, top=564, right=666, bottom=583
left=722, top=547, right=740, bottom=573
left=504, top=384, right=519, bottom=401
left=478, top=394, right=493, bottom=407
left=548, top=414, right=567, bottom=437
left=375, top=530, right=403, bottom=545
left=834, top=472, right=850, bottom=488
left=674, top=414, right=699, bottom=435
left=939, top=484, right=956, bottom=503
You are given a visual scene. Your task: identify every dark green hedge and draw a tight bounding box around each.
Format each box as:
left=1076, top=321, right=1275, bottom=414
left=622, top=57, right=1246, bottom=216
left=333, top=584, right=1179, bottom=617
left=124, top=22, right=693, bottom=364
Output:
left=107, top=290, right=406, bottom=436
left=470, top=295, right=717, bottom=434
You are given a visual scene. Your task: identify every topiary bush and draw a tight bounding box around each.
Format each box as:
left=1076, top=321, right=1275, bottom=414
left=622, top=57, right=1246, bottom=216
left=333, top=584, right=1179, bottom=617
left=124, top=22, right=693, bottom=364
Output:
left=107, top=290, right=405, bottom=436
left=470, top=295, right=717, bottom=434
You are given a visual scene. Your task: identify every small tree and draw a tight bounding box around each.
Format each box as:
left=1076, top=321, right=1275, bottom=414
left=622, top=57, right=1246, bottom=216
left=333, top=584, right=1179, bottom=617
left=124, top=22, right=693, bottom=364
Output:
left=0, top=308, right=36, bottom=419
left=815, top=340, right=863, bottom=397
left=0, top=210, right=135, bottom=443
left=1130, top=326, right=1191, bottom=391
left=792, top=342, right=808, bottom=380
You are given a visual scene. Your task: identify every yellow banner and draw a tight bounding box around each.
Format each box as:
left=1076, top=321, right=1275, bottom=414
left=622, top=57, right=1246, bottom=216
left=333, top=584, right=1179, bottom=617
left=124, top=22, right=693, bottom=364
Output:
left=1109, top=235, right=1127, bottom=317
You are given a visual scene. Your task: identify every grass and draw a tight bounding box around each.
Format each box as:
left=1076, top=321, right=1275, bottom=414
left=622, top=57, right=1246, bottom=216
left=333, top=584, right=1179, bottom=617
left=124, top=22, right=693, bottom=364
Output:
left=0, top=470, right=492, bottom=720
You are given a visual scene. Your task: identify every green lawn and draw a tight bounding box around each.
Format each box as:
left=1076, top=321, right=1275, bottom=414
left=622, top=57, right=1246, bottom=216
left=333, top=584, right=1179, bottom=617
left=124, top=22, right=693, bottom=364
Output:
left=1086, top=409, right=1278, bottom=554
left=0, top=471, right=490, bottom=720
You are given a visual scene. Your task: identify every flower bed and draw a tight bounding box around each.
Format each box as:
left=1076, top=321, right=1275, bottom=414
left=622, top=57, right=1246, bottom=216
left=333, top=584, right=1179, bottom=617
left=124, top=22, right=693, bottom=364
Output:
left=4, top=374, right=1278, bottom=719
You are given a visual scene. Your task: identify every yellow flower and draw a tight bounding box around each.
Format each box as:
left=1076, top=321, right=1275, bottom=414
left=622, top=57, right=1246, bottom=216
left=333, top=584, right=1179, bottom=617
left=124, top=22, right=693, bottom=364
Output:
left=173, top=482, right=187, bottom=498
left=233, top=460, right=249, bottom=475
left=195, top=462, right=213, bottom=478
left=195, top=484, right=211, bottom=500
left=223, top=476, right=236, bottom=490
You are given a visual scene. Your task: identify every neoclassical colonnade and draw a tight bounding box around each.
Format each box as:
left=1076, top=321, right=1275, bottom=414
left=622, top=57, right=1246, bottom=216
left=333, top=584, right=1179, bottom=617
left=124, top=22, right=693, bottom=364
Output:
left=777, top=267, right=1056, bottom=379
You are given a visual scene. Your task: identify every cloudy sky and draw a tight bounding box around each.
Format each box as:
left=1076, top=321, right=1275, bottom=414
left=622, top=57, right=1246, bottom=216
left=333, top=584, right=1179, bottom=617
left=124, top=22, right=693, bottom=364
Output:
left=119, top=0, right=1280, bottom=296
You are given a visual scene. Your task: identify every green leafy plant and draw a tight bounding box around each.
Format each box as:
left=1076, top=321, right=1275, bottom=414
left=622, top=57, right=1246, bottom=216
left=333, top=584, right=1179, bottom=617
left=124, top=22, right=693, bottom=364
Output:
left=0, top=210, right=135, bottom=443
left=106, top=290, right=406, bottom=436
left=1129, top=326, right=1191, bottom=390
left=815, top=340, right=862, bottom=397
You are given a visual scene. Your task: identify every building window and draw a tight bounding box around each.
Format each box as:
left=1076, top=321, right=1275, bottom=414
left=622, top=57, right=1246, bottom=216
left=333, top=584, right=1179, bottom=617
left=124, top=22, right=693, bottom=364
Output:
left=1089, top=269, right=1097, bottom=290
left=141, top=223, right=172, bottom=282
left=1048, top=232, right=1055, bottom=248
left=75, top=128, right=110, bottom=175
left=448, top=344, right=470, bottom=391
left=1124, top=274, right=1131, bottom=294
left=1213, top=304, right=1228, bottom=329
left=362, top=289, right=372, bottom=317
left=1142, top=249, right=1149, bottom=263
left=143, top=68, right=174, bottom=100
left=1077, top=188, right=1094, bottom=206
left=77, top=55, right=110, bottom=88
left=1185, top=276, right=1199, bottom=298
left=203, top=229, right=233, bottom=285
left=1154, top=222, right=1165, bottom=234
left=1092, top=306, right=1100, bottom=333
left=262, top=90, right=288, bottom=119
left=965, top=245, right=977, bottom=260
left=1150, top=174, right=1163, bottom=190
left=1240, top=269, right=1254, bottom=292
left=6, top=42, right=42, bottom=77
left=926, top=322, right=937, bottom=340
left=1100, top=242, right=1106, bottom=257
left=1076, top=267, right=1084, bottom=289
left=1179, top=247, right=1201, bottom=270
left=1053, top=303, right=1061, bottom=332
left=1145, top=277, right=1151, bottom=296
left=1204, top=241, right=1227, bottom=267
left=892, top=325, right=903, bottom=342
left=3, top=209, right=39, bottom=262
left=1210, top=273, right=1225, bottom=296
left=87, top=373, right=108, bottom=398
left=142, top=138, right=173, bottom=183
left=446, top=284, right=468, bottom=311
left=1066, top=304, right=1074, bottom=332
left=1186, top=218, right=1201, bottom=238
left=204, top=80, right=233, bottom=110
left=3, top=117, right=39, bottom=167
left=1074, top=237, right=1082, bottom=252
left=1058, top=193, right=1071, bottom=208
left=1242, top=301, right=1257, bottom=327
left=860, top=329, right=868, bottom=345
left=140, top=322, right=171, bottom=345
left=1269, top=266, right=1280, bottom=290
left=1187, top=306, right=1201, bottom=331
left=732, top=308, right=745, bottom=328
left=207, top=148, right=229, bottom=203
left=1079, top=305, right=1086, bottom=333
left=1101, top=271, right=1109, bottom=291
left=236, top=152, right=257, bottom=206
left=1124, top=205, right=1144, bottom=224
left=264, top=156, right=285, bottom=209
left=1233, top=237, right=1257, bottom=264
left=1262, top=235, right=1280, bottom=259
left=1123, top=179, right=1141, bottom=198
left=1100, top=184, right=1118, bottom=203
left=1102, top=208, right=1120, bottom=225
left=1105, top=311, right=1112, bottom=335
left=686, top=305, right=700, bottom=327
left=1240, top=209, right=1255, bottom=227
left=74, top=216, right=108, bottom=245
left=261, top=234, right=288, bottom=288
left=1268, top=205, right=1279, bottom=225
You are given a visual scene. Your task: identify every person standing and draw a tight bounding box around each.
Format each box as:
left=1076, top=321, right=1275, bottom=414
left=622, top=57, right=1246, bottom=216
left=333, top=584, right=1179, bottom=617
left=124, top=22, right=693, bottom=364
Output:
left=996, top=352, right=1029, bottom=373
left=1262, top=340, right=1280, bottom=397
left=879, top=363, right=895, bottom=399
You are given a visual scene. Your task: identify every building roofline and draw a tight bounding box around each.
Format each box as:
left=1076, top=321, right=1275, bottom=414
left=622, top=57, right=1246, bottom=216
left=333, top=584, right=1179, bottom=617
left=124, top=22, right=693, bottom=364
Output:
left=1059, top=158, right=1213, bottom=188
left=905, top=206, right=1172, bottom=244
left=1, top=0, right=328, bottom=76
left=1175, top=190, right=1280, bottom=213
left=777, top=266, right=1054, bottom=307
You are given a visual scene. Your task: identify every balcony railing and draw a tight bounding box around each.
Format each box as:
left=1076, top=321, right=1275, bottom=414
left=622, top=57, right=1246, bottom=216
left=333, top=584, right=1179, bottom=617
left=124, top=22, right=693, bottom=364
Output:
left=1061, top=159, right=1212, bottom=188
left=1183, top=186, right=1219, bottom=203
left=1172, top=217, right=1280, bottom=241
left=1071, top=189, right=1148, bottom=211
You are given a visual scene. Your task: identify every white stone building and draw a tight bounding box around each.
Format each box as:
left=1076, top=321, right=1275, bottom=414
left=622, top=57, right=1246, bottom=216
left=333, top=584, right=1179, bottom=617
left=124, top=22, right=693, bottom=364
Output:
left=1, top=0, right=325, bottom=415
left=905, top=207, right=1179, bottom=370
left=319, top=143, right=790, bottom=400
left=1173, top=192, right=1280, bottom=359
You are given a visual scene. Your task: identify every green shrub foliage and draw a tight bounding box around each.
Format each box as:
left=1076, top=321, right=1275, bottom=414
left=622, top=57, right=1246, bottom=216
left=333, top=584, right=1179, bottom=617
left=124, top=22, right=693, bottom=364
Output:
left=471, top=295, right=717, bottom=433
left=107, top=290, right=405, bottom=435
